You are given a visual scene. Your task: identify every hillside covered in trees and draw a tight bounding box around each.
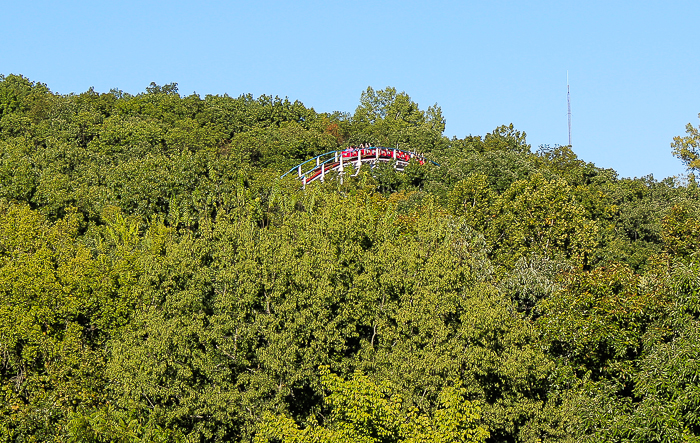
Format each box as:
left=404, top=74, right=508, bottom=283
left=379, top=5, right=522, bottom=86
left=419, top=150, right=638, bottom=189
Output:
left=2, top=74, right=700, bottom=442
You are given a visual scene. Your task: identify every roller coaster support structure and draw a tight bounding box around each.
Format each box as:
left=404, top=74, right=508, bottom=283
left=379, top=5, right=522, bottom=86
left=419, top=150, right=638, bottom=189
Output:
left=281, top=146, right=438, bottom=188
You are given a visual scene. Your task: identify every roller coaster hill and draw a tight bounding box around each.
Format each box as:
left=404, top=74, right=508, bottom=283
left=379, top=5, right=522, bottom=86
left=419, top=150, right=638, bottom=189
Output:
left=281, top=145, right=439, bottom=187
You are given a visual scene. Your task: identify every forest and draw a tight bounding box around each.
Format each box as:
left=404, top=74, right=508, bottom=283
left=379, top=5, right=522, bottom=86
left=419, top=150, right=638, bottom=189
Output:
left=1, top=73, right=700, bottom=442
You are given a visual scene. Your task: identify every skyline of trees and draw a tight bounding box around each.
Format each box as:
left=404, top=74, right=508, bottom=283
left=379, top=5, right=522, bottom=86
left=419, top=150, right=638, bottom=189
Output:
left=1, top=73, right=699, bottom=442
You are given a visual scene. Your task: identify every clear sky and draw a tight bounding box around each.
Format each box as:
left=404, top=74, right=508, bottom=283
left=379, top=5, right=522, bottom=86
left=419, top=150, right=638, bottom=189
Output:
left=2, top=0, right=699, bottom=179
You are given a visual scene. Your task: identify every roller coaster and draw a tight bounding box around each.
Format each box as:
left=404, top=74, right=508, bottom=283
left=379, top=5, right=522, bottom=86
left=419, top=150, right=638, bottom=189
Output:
left=281, top=145, right=438, bottom=187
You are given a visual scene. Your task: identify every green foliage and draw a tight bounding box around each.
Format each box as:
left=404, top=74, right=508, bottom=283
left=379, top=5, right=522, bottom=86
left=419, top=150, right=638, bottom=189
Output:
left=440, top=148, right=538, bottom=194
left=499, top=255, right=571, bottom=315
left=350, top=86, right=445, bottom=153
left=554, top=261, right=700, bottom=442
left=0, top=202, right=142, bottom=441
left=66, top=405, right=182, bottom=443
left=255, top=367, right=489, bottom=443
left=671, top=113, right=700, bottom=171
left=486, top=173, right=598, bottom=269
left=661, top=202, right=700, bottom=259
left=0, top=138, right=38, bottom=202
left=448, top=173, right=494, bottom=231
left=0, top=74, right=52, bottom=123
left=484, top=123, right=531, bottom=154
left=537, top=264, right=668, bottom=381
left=2, top=74, right=700, bottom=442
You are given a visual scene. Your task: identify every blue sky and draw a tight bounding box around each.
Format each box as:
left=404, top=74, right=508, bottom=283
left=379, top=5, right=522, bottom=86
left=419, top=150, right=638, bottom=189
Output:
left=2, top=0, right=699, bottom=179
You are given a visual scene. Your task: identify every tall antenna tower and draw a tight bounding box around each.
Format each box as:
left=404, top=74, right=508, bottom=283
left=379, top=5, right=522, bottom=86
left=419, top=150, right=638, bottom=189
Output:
left=567, top=71, right=572, bottom=146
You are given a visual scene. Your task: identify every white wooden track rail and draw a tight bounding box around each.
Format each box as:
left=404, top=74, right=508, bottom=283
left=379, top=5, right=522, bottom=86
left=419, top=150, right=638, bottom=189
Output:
left=281, top=146, right=438, bottom=187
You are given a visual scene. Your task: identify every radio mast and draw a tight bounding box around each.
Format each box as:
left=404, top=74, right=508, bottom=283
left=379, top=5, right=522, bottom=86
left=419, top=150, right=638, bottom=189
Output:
left=567, top=71, right=572, bottom=146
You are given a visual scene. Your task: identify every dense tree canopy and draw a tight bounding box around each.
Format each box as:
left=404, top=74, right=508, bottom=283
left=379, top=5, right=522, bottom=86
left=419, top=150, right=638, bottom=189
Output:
left=671, top=113, right=700, bottom=172
left=1, top=74, right=699, bottom=442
